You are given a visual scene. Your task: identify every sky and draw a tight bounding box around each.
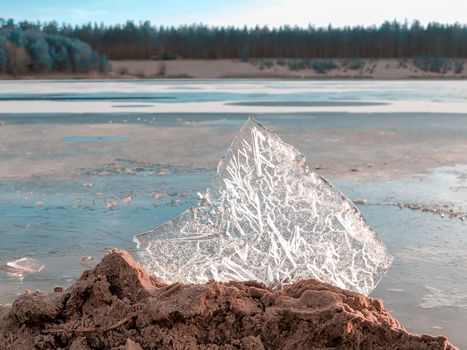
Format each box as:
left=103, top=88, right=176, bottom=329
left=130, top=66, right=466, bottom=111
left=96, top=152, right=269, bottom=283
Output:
left=1, top=0, right=467, bottom=28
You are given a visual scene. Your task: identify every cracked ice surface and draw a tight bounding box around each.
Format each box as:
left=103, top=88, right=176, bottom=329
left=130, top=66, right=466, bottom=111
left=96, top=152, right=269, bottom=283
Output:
left=134, top=117, right=392, bottom=295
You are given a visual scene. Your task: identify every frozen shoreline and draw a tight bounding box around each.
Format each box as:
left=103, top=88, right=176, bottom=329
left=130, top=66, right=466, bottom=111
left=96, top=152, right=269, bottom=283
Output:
left=1, top=79, right=466, bottom=346
left=1, top=112, right=466, bottom=182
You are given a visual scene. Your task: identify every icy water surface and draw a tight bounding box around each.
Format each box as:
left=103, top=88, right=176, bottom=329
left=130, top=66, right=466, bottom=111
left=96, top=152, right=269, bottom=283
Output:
left=0, top=80, right=466, bottom=347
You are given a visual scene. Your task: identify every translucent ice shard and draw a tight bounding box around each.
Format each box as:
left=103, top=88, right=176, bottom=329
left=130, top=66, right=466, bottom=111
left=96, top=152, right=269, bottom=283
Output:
left=134, top=117, right=392, bottom=295
left=6, top=257, right=45, bottom=274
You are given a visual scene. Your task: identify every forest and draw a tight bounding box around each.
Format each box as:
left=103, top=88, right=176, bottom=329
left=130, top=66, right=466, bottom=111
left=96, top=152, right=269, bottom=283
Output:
left=0, top=20, right=107, bottom=75
left=60, top=20, right=467, bottom=60
left=1, top=19, right=467, bottom=75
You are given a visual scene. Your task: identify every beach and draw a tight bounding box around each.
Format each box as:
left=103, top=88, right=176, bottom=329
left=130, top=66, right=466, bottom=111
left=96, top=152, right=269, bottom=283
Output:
left=109, top=59, right=467, bottom=79
left=1, top=58, right=467, bottom=80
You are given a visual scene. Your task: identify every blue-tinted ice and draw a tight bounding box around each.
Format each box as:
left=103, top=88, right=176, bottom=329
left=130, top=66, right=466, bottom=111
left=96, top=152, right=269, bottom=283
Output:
left=134, top=117, right=392, bottom=295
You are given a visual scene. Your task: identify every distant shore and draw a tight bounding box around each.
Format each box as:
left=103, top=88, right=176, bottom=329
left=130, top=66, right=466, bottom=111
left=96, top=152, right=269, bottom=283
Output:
left=2, top=58, right=467, bottom=80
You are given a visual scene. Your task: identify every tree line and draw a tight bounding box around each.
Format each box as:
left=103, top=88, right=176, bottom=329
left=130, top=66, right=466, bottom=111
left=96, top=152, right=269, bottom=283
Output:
left=2, top=18, right=467, bottom=74
left=56, top=20, right=467, bottom=60
left=0, top=19, right=107, bottom=75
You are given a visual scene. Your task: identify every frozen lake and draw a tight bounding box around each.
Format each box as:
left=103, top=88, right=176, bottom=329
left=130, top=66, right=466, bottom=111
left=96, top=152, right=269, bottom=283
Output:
left=0, top=79, right=466, bottom=347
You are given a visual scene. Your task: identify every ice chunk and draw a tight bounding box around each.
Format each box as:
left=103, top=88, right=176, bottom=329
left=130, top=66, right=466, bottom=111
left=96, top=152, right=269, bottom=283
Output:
left=80, top=256, right=96, bottom=269
left=134, top=117, right=392, bottom=295
left=6, top=257, right=45, bottom=274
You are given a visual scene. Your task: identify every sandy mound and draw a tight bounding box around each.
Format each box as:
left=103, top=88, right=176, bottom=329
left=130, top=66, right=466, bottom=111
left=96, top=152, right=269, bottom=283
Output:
left=0, top=250, right=458, bottom=350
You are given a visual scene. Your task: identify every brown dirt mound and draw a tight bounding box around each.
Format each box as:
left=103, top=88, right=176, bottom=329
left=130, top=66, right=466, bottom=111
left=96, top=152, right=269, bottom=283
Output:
left=0, top=249, right=458, bottom=350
